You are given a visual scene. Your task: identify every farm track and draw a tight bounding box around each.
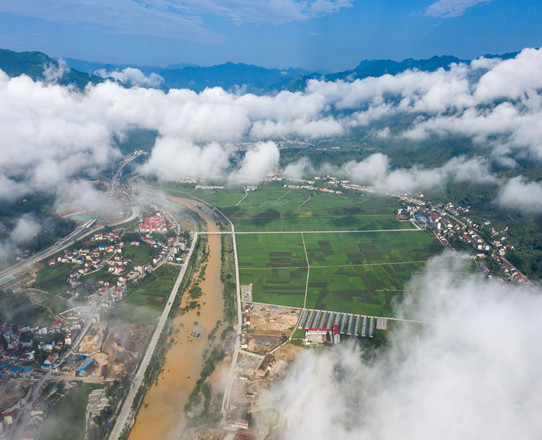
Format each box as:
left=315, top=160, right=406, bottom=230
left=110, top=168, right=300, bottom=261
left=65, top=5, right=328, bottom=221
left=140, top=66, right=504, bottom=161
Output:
left=239, top=260, right=429, bottom=270
left=200, top=228, right=422, bottom=235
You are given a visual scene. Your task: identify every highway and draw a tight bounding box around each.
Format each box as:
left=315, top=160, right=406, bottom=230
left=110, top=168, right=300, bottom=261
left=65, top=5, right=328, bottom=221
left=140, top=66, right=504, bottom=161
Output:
left=108, top=229, right=198, bottom=440
left=0, top=152, right=142, bottom=287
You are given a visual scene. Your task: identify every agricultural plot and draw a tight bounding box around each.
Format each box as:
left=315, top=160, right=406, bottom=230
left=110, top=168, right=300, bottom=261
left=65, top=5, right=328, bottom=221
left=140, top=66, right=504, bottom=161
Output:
left=236, top=233, right=306, bottom=267
left=125, top=264, right=179, bottom=316
left=239, top=268, right=307, bottom=308
left=232, top=213, right=415, bottom=232
left=304, top=231, right=441, bottom=267
left=158, top=182, right=442, bottom=316
left=305, top=262, right=426, bottom=316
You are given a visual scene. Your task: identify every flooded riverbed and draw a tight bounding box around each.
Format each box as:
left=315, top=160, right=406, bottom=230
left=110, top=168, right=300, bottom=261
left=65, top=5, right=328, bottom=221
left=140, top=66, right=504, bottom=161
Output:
left=129, top=197, right=224, bottom=440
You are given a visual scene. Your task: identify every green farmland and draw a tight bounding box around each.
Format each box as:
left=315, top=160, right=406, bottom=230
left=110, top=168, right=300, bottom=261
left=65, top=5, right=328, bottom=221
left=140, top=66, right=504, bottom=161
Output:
left=239, top=268, right=307, bottom=308
left=305, top=262, right=427, bottom=316
left=236, top=233, right=306, bottom=267
left=159, top=182, right=444, bottom=316
left=303, top=231, right=442, bottom=267
left=160, top=182, right=413, bottom=232
left=111, top=264, right=180, bottom=325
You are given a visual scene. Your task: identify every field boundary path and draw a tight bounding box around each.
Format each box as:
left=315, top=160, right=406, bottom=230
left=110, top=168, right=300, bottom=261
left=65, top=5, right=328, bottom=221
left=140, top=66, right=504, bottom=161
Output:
left=235, top=186, right=248, bottom=206
left=301, top=232, right=310, bottom=309
left=200, top=228, right=424, bottom=235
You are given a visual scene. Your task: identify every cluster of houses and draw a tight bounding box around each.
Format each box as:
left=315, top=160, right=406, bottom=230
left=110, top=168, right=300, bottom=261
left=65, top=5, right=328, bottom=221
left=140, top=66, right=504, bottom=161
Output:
left=397, top=199, right=526, bottom=283
left=0, top=320, right=82, bottom=375
left=86, top=285, right=127, bottom=311
left=48, top=240, right=125, bottom=277
left=139, top=212, right=168, bottom=233
left=0, top=407, right=42, bottom=439
left=284, top=182, right=343, bottom=194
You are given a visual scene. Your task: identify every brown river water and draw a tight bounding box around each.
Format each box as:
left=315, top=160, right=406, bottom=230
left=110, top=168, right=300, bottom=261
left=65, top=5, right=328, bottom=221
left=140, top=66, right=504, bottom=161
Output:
left=129, top=196, right=224, bottom=440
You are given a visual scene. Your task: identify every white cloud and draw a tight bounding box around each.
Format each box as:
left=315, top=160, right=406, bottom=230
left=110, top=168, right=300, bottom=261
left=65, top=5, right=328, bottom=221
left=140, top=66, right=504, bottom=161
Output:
left=2, top=47, right=542, bottom=214
left=95, top=68, right=164, bottom=88
left=497, top=177, right=542, bottom=214
left=426, top=0, right=492, bottom=18
left=268, top=253, right=542, bottom=439
left=9, top=214, right=41, bottom=244
left=139, top=138, right=232, bottom=181
left=0, top=0, right=222, bottom=43
left=43, top=59, right=68, bottom=83
left=228, top=141, right=280, bottom=184
left=287, top=154, right=497, bottom=193
left=0, top=0, right=352, bottom=43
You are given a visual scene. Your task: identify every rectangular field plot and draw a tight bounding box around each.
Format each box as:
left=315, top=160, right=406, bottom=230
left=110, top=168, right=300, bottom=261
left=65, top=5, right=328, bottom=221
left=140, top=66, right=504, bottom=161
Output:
left=305, top=263, right=426, bottom=316
left=236, top=233, right=306, bottom=268
left=304, top=231, right=441, bottom=267
left=240, top=268, right=307, bottom=308
left=232, top=213, right=415, bottom=232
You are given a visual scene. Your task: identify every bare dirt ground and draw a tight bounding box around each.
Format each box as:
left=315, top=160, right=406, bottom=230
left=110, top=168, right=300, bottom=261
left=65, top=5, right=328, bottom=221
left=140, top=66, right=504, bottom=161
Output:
left=78, top=322, right=107, bottom=353
left=243, top=305, right=299, bottom=354
left=102, top=323, right=153, bottom=377
left=272, top=343, right=304, bottom=363
left=246, top=305, right=299, bottom=335
left=0, top=379, right=28, bottom=410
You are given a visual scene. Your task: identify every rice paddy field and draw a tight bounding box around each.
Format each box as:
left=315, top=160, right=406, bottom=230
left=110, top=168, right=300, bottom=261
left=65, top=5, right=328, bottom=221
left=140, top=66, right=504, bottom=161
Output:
left=160, top=182, right=416, bottom=232
left=160, top=182, right=444, bottom=316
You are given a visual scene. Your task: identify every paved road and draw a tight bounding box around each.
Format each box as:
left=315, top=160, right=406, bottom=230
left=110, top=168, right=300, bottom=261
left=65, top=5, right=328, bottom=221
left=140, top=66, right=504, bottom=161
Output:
left=200, top=228, right=424, bottom=235
left=0, top=152, right=143, bottom=286
left=108, top=231, right=198, bottom=440
left=221, top=222, right=243, bottom=419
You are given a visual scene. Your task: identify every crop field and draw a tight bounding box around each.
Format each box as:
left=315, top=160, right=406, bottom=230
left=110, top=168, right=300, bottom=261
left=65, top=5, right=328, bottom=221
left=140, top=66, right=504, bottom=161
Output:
left=303, top=231, right=441, bottom=267
left=160, top=183, right=246, bottom=209
left=239, top=268, right=307, bottom=308
left=160, top=182, right=413, bottom=232
left=236, top=233, right=306, bottom=267
left=232, top=213, right=414, bottom=232
left=305, top=262, right=426, bottom=315
left=119, top=264, right=180, bottom=324
left=159, top=182, right=443, bottom=315
left=236, top=229, right=436, bottom=315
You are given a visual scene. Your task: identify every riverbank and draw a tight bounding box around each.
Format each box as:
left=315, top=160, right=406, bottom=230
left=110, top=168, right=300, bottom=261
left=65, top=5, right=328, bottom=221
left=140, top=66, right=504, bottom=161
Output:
left=129, top=197, right=225, bottom=440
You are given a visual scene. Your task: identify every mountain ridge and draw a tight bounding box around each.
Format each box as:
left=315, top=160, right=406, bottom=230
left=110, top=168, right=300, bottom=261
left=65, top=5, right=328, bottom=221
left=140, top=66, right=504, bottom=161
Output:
left=0, top=48, right=523, bottom=93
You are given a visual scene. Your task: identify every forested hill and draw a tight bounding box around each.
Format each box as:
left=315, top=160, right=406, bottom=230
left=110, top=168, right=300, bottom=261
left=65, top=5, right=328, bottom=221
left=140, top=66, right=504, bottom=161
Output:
left=0, top=48, right=103, bottom=89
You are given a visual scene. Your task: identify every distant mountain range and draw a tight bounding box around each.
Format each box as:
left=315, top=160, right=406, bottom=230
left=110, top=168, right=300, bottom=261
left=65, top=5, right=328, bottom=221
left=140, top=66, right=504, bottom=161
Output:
left=0, top=49, right=103, bottom=89
left=0, top=48, right=520, bottom=94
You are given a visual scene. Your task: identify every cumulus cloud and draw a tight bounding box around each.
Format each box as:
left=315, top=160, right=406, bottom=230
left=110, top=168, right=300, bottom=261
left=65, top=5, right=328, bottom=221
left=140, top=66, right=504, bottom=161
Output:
left=0, top=72, right=121, bottom=201
left=228, top=141, right=280, bottom=184
left=4, top=47, right=542, bottom=200
left=285, top=153, right=497, bottom=193
left=268, top=253, right=542, bottom=439
left=3, top=46, right=542, bottom=213
left=10, top=214, right=41, bottom=244
left=95, top=68, right=165, bottom=88
left=426, top=0, right=492, bottom=18
left=139, top=138, right=232, bottom=180
left=0, top=214, right=42, bottom=267
left=497, top=176, right=542, bottom=213
left=43, top=59, right=68, bottom=83
left=139, top=138, right=279, bottom=185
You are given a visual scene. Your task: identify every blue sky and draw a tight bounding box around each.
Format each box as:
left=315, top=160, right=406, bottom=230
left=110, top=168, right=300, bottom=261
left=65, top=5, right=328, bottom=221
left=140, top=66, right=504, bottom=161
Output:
left=0, top=0, right=541, bottom=70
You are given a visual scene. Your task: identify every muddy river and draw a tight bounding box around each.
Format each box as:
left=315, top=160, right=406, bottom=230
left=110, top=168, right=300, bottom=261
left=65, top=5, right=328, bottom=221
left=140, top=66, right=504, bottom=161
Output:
left=129, top=196, right=224, bottom=440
